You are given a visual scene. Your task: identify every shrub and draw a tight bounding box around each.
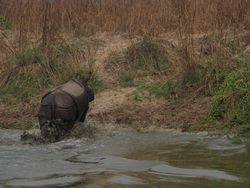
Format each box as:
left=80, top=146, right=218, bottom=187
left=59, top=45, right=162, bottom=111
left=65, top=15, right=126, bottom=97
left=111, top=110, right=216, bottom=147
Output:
left=124, top=37, right=170, bottom=75
left=209, top=68, right=250, bottom=134
left=106, top=37, right=171, bottom=87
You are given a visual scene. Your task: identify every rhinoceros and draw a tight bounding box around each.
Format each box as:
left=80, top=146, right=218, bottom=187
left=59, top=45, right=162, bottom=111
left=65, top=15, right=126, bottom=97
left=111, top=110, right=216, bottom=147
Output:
left=38, top=72, right=95, bottom=139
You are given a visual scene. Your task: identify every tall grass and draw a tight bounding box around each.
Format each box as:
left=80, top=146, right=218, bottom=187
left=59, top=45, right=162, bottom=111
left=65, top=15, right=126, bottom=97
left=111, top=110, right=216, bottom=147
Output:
left=0, top=0, right=249, bottom=84
left=0, top=0, right=249, bottom=89
left=1, top=0, right=248, bottom=79
left=0, top=0, right=249, bottom=36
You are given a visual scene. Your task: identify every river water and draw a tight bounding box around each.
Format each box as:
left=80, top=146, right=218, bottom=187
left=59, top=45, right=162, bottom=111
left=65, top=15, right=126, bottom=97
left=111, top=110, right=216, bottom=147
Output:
left=0, top=128, right=250, bottom=187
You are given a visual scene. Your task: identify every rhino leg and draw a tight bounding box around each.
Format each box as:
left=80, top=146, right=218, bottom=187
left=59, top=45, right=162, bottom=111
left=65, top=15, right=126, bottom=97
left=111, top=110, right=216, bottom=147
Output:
left=38, top=104, right=77, bottom=142
left=38, top=105, right=52, bottom=127
left=78, top=103, right=89, bottom=123
left=40, top=119, right=72, bottom=142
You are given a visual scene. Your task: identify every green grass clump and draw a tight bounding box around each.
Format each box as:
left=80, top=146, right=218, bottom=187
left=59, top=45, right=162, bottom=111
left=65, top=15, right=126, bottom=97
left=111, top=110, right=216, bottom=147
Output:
left=0, top=76, right=46, bottom=105
left=119, top=70, right=137, bottom=87
left=0, top=15, right=10, bottom=30
left=88, top=73, right=106, bottom=94
left=209, top=68, right=250, bottom=135
left=9, top=121, right=34, bottom=129
left=127, top=81, right=175, bottom=101
left=138, top=81, right=174, bottom=97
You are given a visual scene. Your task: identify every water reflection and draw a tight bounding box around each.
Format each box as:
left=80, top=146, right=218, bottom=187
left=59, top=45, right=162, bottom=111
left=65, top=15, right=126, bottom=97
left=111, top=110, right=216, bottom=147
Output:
left=108, top=175, right=145, bottom=185
left=150, top=164, right=240, bottom=181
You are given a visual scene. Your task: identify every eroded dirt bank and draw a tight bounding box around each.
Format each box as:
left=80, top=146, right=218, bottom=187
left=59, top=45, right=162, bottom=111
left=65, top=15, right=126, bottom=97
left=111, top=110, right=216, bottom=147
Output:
left=89, top=88, right=211, bottom=131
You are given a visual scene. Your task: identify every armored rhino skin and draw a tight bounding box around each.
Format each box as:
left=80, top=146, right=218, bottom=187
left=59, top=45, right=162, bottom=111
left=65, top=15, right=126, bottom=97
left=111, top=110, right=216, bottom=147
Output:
left=38, top=72, right=95, bottom=131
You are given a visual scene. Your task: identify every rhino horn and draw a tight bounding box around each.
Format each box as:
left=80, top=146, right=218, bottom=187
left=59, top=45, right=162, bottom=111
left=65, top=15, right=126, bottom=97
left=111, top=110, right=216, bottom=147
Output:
left=83, top=72, right=92, bottom=83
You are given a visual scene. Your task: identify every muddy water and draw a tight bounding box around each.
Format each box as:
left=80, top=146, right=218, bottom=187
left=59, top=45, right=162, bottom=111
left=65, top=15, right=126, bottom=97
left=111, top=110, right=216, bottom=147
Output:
left=0, top=128, right=250, bottom=187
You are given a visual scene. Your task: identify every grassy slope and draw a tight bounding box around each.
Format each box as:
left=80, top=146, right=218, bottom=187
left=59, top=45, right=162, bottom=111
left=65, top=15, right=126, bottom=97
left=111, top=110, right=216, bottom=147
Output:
left=0, top=0, right=249, bottom=136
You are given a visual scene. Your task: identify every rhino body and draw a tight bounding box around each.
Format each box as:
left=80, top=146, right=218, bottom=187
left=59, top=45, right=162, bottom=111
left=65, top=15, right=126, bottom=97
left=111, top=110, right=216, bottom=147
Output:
left=38, top=73, right=94, bottom=139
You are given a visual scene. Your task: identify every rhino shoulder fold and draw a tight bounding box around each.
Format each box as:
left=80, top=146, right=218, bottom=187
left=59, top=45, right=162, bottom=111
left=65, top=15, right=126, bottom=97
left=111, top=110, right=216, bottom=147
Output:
left=59, top=79, right=86, bottom=97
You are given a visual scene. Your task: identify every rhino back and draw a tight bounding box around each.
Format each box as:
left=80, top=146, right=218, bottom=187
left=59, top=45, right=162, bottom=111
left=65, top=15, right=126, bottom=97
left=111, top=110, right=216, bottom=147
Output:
left=57, top=80, right=89, bottom=119
left=38, top=90, right=77, bottom=126
left=41, top=91, right=74, bottom=109
left=54, top=91, right=75, bottom=108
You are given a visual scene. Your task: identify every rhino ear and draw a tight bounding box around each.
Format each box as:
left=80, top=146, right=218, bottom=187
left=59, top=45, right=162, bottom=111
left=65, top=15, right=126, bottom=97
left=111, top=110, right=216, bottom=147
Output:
left=76, top=73, right=81, bottom=81
left=83, top=72, right=92, bottom=83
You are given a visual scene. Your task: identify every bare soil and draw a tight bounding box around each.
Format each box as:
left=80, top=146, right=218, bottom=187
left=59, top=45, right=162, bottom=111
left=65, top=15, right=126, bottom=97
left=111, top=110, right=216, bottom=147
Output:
left=89, top=87, right=211, bottom=131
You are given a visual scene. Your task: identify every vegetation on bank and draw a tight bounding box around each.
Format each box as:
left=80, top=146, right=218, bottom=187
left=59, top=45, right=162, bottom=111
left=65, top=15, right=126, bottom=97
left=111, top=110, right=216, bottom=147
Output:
left=105, top=36, right=250, bottom=136
left=208, top=69, right=250, bottom=135
left=0, top=0, right=249, bottom=136
left=0, top=43, right=104, bottom=105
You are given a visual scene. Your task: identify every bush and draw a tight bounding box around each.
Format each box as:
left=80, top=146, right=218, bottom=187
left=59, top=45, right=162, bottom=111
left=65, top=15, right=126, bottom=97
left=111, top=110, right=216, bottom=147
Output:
left=106, top=37, right=171, bottom=87
left=124, top=37, right=170, bottom=74
left=209, top=68, right=250, bottom=134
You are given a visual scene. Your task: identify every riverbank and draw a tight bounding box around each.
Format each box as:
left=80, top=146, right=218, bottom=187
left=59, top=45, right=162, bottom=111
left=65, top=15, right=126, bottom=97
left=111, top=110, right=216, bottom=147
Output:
left=0, top=31, right=249, bottom=136
left=0, top=0, right=249, bottom=136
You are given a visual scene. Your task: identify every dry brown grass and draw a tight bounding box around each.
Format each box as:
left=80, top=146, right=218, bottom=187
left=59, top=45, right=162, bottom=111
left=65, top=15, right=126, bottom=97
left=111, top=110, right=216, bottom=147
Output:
left=1, top=0, right=249, bottom=73
left=0, top=0, right=249, bottom=36
left=0, top=0, right=249, bottom=92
